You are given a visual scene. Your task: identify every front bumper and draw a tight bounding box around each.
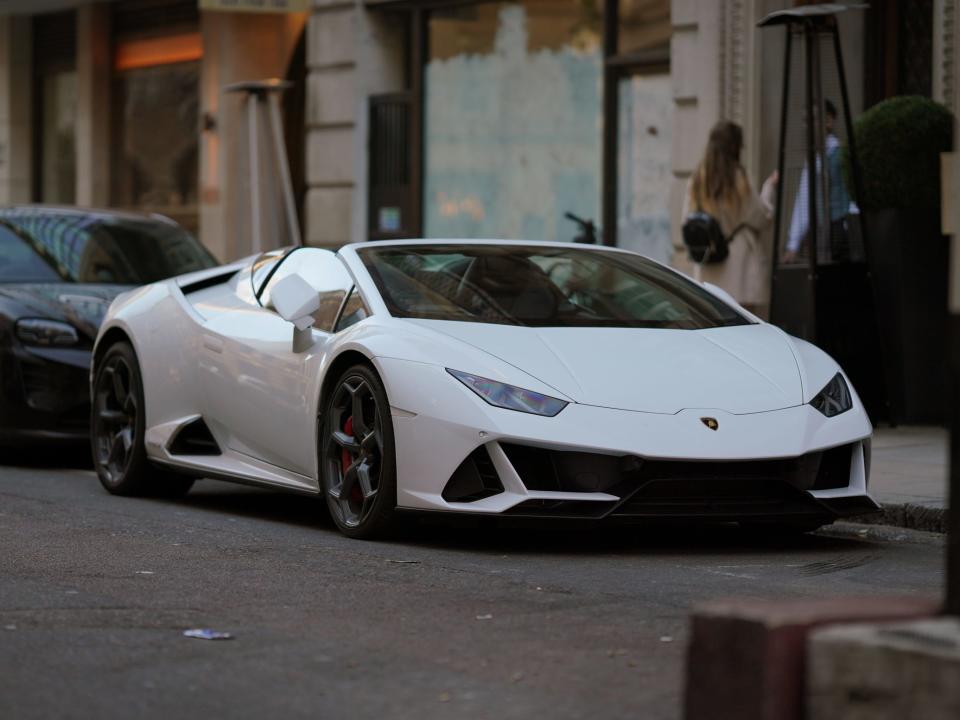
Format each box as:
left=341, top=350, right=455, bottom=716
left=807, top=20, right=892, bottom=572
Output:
left=378, top=358, right=878, bottom=520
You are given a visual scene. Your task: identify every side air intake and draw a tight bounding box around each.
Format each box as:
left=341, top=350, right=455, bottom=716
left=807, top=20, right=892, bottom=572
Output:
left=168, top=417, right=221, bottom=456
left=441, top=446, right=503, bottom=503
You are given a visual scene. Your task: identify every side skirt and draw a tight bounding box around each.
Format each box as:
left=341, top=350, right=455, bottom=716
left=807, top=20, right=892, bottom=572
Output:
left=151, top=458, right=321, bottom=497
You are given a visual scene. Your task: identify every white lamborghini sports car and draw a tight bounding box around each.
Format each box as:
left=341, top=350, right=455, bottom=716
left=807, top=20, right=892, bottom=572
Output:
left=90, top=240, right=879, bottom=538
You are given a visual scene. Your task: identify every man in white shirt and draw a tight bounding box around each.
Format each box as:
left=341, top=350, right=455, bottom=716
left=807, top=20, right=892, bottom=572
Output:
left=784, top=100, right=852, bottom=264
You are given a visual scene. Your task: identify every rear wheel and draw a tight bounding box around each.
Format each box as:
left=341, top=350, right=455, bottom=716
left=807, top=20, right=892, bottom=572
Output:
left=91, top=341, right=193, bottom=497
left=319, top=364, right=397, bottom=539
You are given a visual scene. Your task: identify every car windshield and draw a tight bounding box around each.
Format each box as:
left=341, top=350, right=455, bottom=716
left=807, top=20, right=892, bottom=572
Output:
left=0, top=214, right=217, bottom=284
left=358, top=245, right=750, bottom=329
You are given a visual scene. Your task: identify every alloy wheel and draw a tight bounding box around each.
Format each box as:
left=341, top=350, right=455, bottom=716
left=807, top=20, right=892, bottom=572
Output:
left=323, top=375, right=384, bottom=528
left=94, top=354, right=138, bottom=486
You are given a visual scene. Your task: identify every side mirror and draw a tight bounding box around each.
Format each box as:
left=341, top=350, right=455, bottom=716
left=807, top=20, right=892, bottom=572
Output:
left=271, top=274, right=319, bottom=353
left=272, top=273, right=319, bottom=330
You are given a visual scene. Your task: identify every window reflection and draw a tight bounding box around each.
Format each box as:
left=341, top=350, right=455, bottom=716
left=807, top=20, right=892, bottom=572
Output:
left=112, top=61, right=200, bottom=233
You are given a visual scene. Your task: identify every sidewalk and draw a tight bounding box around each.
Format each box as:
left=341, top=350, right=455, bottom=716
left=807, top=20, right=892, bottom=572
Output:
left=864, top=426, right=949, bottom=532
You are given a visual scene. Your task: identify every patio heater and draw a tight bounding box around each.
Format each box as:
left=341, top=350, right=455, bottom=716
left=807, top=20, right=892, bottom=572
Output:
left=759, top=4, right=887, bottom=421
left=225, top=79, right=303, bottom=255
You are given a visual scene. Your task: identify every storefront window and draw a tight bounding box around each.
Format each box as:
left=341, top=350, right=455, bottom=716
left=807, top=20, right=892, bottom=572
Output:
left=616, top=71, right=671, bottom=263
left=424, top=0, right=603, bottom=243
left=618, top=0, right=670, bottom=56
left=111, top=24, right=201, bottom=233
left=38, top=71, right=77, bottom=204
left=33, top=10, right=77, bottom=204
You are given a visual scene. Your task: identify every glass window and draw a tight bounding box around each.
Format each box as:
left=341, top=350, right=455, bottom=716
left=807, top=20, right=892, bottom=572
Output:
left=259, top=248, right=354, bottom=333
left=618, top=0, right=670, bottom=56
left=616, top=71, right=672, bottom=263
left=112, top=60, right=200, bottom=233
left=0, top=224, right=63, bottom=283
left=358, top=244, right=750, bottom=329
left=33, top=10, right=77, bottom=204
left=38, top=70, right=77, bottom=204
left=334, top=287, right=371, bottom=332
left=424, top=0, right=603, bottom=243
left=0, top=211, right=216, bottom=284
left=251, top=249, right=288, bottom=298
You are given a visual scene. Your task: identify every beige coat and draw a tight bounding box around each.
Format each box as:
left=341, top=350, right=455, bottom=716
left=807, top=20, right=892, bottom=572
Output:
left=682, top=174, right=775, bottom=309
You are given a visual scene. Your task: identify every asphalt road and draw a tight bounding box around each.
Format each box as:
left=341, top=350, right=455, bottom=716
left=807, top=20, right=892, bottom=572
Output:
left=0, top=450, right=945, bottom=720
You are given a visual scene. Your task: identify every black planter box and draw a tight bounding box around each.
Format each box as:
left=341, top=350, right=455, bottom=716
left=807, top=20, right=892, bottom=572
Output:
left=866, top=208, right=949, bottom=424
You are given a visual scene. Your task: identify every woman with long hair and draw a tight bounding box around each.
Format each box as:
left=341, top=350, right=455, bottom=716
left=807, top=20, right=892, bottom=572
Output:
left=682, top=120, right=778, bottom=317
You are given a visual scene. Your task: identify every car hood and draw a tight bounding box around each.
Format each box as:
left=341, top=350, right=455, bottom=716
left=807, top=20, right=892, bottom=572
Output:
left=0, top=284, right=133, bottom=340
left=408, top=320, right=804, bottom=415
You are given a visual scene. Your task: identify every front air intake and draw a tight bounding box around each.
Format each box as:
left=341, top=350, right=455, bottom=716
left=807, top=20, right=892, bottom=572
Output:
left=441, top=446, right=503, bottom=503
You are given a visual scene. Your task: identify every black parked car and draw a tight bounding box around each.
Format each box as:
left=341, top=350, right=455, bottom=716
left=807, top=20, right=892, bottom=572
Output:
left=0, top=206, right=217, bottom=444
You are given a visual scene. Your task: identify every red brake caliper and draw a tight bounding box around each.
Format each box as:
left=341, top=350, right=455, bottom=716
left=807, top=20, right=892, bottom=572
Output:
left=341, top=416, right=364, bottom=503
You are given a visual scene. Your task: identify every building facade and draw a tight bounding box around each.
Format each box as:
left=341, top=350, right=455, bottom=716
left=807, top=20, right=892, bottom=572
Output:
left=0, top=0, right=307, bottom=262
left=0, top=0, right=958, bottom=265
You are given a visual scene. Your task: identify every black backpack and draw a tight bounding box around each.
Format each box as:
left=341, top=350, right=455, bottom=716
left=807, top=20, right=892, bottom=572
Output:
left=682, top=211, right=728, bottom=264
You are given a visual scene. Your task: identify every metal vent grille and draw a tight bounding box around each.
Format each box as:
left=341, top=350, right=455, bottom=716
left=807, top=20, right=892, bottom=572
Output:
left=370, top=95, right=411, bottom=187
left=368, top=92, right=415, bottom=240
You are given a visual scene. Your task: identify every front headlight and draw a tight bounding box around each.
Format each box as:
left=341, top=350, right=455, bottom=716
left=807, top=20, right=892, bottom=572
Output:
left=810, top=372, right=852, bottom=417
left=447, top=368, right=569, bottom=417
left=15, top=318, right=79, bottom=347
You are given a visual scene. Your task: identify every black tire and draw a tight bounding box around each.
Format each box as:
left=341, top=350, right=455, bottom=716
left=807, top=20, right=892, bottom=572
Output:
left=739, top=518, right=833, bottom=536
left=91, top=341, right=194, bottom=498
left=319, top=363, right=397, bottom=539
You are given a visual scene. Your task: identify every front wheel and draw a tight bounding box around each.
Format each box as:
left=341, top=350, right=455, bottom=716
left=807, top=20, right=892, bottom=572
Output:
left=319, top=364, right=397, bottom=539
left=91, top=341, right=193, bottom=498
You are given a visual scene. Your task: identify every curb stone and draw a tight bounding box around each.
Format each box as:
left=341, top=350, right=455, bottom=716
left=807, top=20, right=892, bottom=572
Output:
left=857, top=502, right=948, bottom=534
left=823, top=521, right=945, bottom=546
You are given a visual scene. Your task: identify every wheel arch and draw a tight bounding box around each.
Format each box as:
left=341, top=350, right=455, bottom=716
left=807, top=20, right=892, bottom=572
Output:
left=92, top=326, right=136, bottom=377
left=317, top=349, right=382, bottom=422
left=314, top=348, right=386, bottom=488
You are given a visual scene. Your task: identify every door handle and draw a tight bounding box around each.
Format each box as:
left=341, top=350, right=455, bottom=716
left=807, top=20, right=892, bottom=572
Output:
left=203, top=335, right=224, bottom=354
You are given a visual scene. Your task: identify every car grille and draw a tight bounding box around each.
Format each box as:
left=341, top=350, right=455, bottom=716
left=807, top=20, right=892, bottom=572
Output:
left=501, top=443, right=858, bottom=519
left=17, top=355, right=89, bottom=418
left=611, top=477, right=816, bottom=518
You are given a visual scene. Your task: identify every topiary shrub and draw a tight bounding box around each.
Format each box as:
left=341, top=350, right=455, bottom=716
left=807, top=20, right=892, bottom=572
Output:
left=848, top=95, right=953, bottom=211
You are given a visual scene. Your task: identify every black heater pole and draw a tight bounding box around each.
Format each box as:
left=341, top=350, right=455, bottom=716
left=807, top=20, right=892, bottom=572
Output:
left=804, top=22, right=819, bottom=304
left=769, top=25, right=792, bottom=297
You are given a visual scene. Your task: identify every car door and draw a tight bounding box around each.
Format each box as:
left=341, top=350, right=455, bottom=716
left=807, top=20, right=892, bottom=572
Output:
left=200, top=248, right=354, bottom=479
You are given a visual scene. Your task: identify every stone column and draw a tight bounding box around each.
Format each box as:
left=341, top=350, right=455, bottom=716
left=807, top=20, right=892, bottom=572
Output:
left=0, top=15, right=32, bottom=205
left=75, top=2, right=111, bottom=207
left=304, top=0, right=357, bottom=247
